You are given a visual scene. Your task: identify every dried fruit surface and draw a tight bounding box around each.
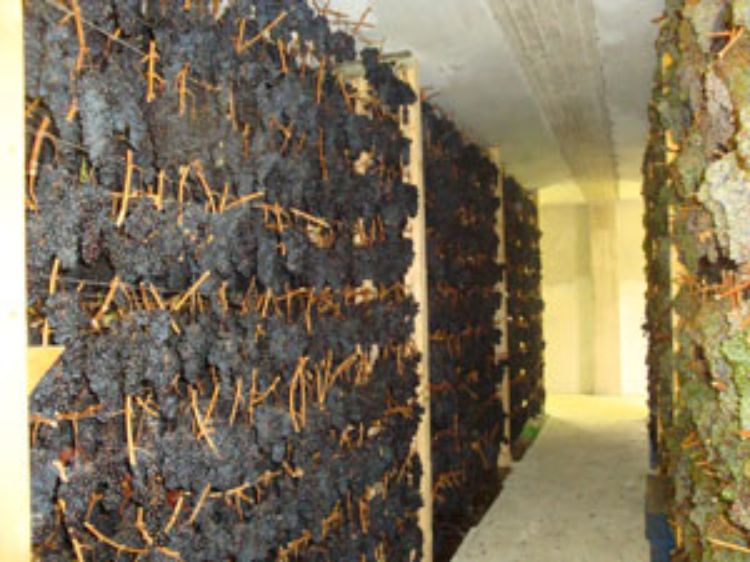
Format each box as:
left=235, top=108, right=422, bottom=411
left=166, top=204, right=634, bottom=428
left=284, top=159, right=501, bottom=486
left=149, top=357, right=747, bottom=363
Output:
left=423, top=104, right=504, bottom=560
left=644, top=1, right=750, bottom=559
left=25, top=1, right=424, bottom=560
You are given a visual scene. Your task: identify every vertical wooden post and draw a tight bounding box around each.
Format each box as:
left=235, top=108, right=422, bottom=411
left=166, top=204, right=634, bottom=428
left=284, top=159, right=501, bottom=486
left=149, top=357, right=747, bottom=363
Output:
left=488, top=146, right=512, bottom=469
left=666, top=130, right=681, bottom=416
left=0, top=2, right=31, bottom=560
left=662, top=52, right=682, bottom=432
left=397, top=58, right=433, bottom=562
left=662, top=50, right=685, bottom=551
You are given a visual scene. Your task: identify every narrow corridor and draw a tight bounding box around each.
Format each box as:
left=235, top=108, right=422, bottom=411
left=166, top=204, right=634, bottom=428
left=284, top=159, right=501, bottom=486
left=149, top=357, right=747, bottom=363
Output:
left=453, top=395, right=649, bottom=562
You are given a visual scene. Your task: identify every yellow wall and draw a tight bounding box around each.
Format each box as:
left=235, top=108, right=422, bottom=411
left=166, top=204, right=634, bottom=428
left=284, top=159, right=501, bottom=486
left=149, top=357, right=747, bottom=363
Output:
left=540, top=198, right=647, bottom=396
left=616, top=200, right=648, bottom=396
left=0, top=2, right=31, bottom=560
left=539, top=204, right=595, bottom=393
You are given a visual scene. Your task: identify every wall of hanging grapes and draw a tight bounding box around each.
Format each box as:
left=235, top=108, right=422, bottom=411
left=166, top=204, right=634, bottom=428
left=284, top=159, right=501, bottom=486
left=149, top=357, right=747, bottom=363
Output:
left=24, top=1, right=426, bottom=560
left=643, top=2, right=750, bottom=559
left=503, top=177, right=544, bottom=444
left=422, top=103, right=504, bottom=561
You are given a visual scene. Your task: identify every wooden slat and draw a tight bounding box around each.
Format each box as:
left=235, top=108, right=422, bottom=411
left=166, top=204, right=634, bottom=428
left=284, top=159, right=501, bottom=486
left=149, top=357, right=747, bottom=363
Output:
left=27, top=346, right=65, bottom=395
left=0, top=0, right=30, bottom=559
left=397, top=58, right=433, bottom=562
left=662, top=50, right=685, bottom=550
left=488, top=146, right=512, bottom=469
left=663, top=53, right=682, bottom=433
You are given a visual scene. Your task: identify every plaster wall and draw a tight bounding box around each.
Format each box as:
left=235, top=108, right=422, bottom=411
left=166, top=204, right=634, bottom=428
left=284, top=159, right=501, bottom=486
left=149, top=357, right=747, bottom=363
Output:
left=540, top=200, right=647, bottom=397
left=540, top=204, right=595, bottom=394
left=589, top=202, right=623, bottom=395
left=617, top=200, right=648, bottom=397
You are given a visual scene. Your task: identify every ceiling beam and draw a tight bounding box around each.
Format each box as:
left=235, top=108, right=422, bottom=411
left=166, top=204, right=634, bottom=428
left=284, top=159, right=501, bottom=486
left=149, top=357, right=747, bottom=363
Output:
left=486, top=0, right=619, bottom=201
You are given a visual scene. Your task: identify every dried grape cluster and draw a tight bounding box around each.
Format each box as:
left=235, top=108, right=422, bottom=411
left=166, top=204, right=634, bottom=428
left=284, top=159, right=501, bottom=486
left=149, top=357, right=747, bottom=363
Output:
left=423, top=104, right=504, bottom=560
left=25, top=1, right=424, bottom=560
left=643, top=2, right=750, bottom=559
left=504, top=177, right=544, bottom=443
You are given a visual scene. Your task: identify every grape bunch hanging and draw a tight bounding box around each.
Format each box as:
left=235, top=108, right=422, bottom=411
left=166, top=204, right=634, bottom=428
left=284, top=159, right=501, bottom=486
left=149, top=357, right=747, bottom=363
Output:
left=25, top=1, right=424, bottom=560
left=504, top=177, right=544, bottom=444
left=423, top=103, right=504, bottom=560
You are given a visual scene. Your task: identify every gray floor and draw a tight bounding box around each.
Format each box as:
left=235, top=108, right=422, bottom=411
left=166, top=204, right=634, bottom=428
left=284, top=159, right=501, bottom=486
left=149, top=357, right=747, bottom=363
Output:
left=452, top=395, right=650, bottom=562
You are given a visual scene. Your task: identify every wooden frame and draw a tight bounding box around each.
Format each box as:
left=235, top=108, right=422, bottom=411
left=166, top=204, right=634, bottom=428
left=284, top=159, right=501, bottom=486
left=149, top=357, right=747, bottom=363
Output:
left=661, top=49, right=684, bottom=550
left=662, top=52, right=682, bottom=451
left=398, top=60, right=433, bottom=562
left=488, top=147, right=512, bottom=469
left=337, top=53, right=433, bottom=561
left=0, top=1, right=31, bottom=559
left=19, top=48, right=431, bottom=561
left=27, top=347, right=64, bottom=394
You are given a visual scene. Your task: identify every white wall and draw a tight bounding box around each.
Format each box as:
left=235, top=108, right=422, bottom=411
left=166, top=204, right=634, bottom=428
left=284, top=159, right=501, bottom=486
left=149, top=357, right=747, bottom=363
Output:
left=617, top=200, right=648, bottom=396
left=539, top=199, right=647, bottom=397
left=540, top=204, right=595, bottom=394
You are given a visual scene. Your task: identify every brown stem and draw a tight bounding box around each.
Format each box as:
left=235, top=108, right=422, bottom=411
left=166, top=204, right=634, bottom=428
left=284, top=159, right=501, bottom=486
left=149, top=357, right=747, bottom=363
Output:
left=135, top=507, right=154, bottom=545
left=719, top=27, right=746, bottom=59
left=174, top=63, right=192, bottom=117
left=305, top=289, right=315, bottom=335
left=290, top=208, right=330, bottom=229
left=219, top=182, right=230, bottom=213
left=71, top=537, right=86, bottom=562
left=27, top=115, right=51, bottom=210
left=191, top=160, right=217, bottom=212
left=235, top=11, right=289, bottom=54
left=189, top=387, right=218, bottom=454
left=708, top=538, right=750, bottom=554
left=163, top=493, right=184, bottom=534
left=91, top=276, right=121, bottom=329
left=251, top=375, right=281, bottom=409
left=226, top=85, right=238, bottom=129
left=171, top=271, right=212, bottom=312
left=84, top=521, right=147, bottom=555
left=141, top=40, right=164, bottom=103
left=277, top=39, right=288, bottom=74
left=205, top=374, right=221, bottom=423
left=156, top=169, right=166, bottom=211
left=125, top=395, right=137, bottom=468
left=115, top=150, right=134, bottom=227
left=177, top=165, right=190, bottom=225
left=351, top=7, right=373, bottom=36
left=229, top=378, right=244, bottom=426
left=186, top=482, right=212, bottom=525
left=289, top=358, right=309, bottom=432
left=69, top=0, right=89, bottom=72
left=135, top=395, right=159, bottom=418
left=316, top=58, right=326, bottom=104
left=261, top=288, right=273, bottom=318
left=359, top=495, right=370, bottom=534
left=318, top=129, right=329, bottom=181
left=52, top=460, right=69, bottom=483
left=224, top=190, right=265, bottom=211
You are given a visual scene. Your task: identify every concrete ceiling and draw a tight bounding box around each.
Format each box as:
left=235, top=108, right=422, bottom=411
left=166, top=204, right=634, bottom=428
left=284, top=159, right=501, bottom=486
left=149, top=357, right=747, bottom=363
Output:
left=327, top=0, right=663, bottom=203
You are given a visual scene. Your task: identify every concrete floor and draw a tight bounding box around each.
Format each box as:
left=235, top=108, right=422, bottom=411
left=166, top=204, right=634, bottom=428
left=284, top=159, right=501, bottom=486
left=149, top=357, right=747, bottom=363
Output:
left=452, top=395, right=650, bottom=562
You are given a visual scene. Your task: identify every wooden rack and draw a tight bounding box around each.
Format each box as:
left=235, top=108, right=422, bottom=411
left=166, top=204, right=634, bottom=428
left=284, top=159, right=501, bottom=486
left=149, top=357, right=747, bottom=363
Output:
left=488, top=147, right=512, bottom=469
left=19, top=49, right=433, bottom=561
left=337, top=53, right=433, bottom=561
